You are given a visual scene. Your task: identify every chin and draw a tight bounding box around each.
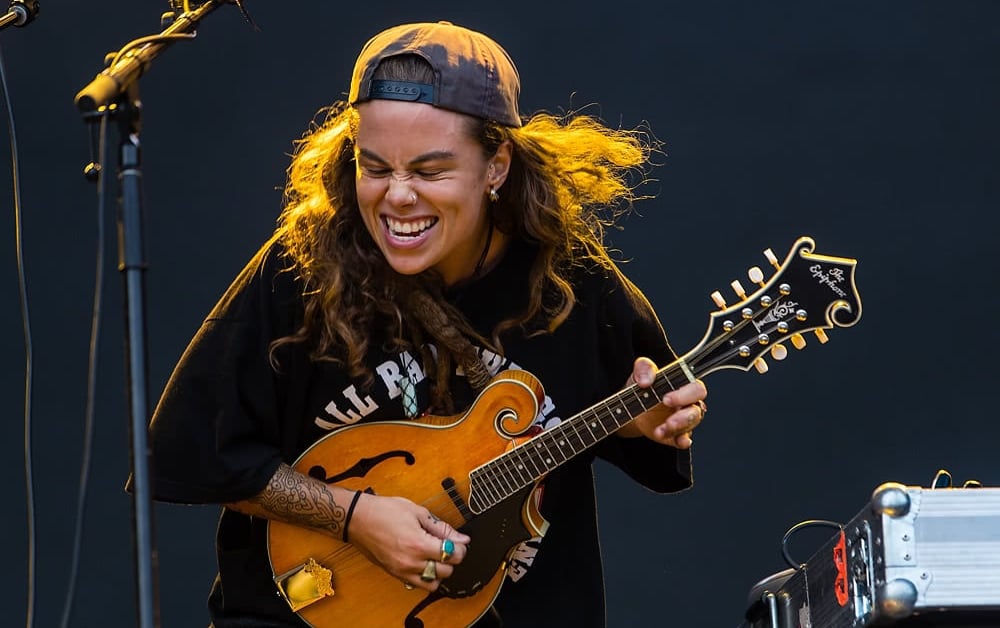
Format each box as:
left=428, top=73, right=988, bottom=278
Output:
left=384, top=257, right=433, bottom=278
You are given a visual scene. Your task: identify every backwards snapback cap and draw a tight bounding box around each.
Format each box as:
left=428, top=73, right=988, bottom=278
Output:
left=349, top=21, right=522, bottom=128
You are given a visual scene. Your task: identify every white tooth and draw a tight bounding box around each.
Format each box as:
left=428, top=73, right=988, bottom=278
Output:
left=387, top=217, right=435, bottom=236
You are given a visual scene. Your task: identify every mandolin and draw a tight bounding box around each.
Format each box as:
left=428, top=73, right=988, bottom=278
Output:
left=266, top=236, right=863, bottom=627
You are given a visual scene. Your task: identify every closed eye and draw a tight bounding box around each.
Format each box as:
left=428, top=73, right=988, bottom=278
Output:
left=416, top=169, right=447, bottom=178
left=360, top=166, right=392, bottom=177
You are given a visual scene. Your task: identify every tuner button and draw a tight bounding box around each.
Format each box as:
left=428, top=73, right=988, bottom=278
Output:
left=791, top=333, right=807, bottom=350
left=764, top=248, right=780, bottom=269
left=796, top=309, right=808, bottom=322
left=758, top=334, right=770, bottom=345
left=760, top=295, right=773, bottom=307
left=753, top=358, right=769, bottom=374
left=779, top=283, right=791, bottom=295
left=777, top=322, right=790, bottom=333
left=814, top=329, right=830, bottom=344
left=738, top=345, right=751, bottom=358
left=741, top=307, right=754, bottom=320
left=770, top=344, right=788, bottom=361
left=748, top=266, right=765, bottom=286
left=731, top=280, right=747, bottom=300
left=723, top=320, right=735, bottom=332
left=711, top=291, right=727, bottom=309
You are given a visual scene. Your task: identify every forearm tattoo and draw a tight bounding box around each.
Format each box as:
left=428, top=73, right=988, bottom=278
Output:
left=230, top=463, right=348, bottom=537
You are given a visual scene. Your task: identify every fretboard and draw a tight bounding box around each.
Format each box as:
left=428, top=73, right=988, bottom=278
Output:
left=466, top=360, right=694, bottom=513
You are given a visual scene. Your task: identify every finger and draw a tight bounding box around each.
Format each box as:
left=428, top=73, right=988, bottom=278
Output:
left=421, top=512, right=471, bottom=544
left=409, top=558, right=455, bottom=589
left=662, top=379, right=707, bottom=407
left=431, top=560, right=455, bottom=580
left=668, top=404, right=704, bottom=432
left=435, top=537, right=468, bottom=565
left=630, top=357, right=657, bottom=387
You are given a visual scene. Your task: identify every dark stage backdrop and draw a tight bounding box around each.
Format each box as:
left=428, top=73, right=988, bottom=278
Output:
left=1, top=2, right=998, bottom=627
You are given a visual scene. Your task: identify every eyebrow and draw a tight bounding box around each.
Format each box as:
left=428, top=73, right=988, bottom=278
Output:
left=357, top=148, right=457, bottom=167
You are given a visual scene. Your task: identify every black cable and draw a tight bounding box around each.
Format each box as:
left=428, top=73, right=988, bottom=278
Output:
left=781, top=519, right=842, bottom=568
left=0, top=43, right=34, bottom=628
left=58, top=112, right=108, bottom=628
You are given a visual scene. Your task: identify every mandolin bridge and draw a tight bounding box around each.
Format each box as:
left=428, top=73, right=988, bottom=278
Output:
left=274, top=557, right=335, bottom=611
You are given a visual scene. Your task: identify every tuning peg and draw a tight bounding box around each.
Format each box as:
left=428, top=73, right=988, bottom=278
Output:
left=770, top=343, right=788, bottom=360
left=748, top=266, right=766, bottom=287
left=814, top=329, right=829, bottom=344
left=730, top=280, right=747, bottom=300
left=711, top=290, right=727, bottom=310
left=753, top=357, right=768, bottom=374
left=790, top=333, right=807, bottom=350
left=764, top=248, right=780, bottom=270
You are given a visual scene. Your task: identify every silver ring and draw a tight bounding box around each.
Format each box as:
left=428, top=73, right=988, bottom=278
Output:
left=420, top=559, right=437, bottom=582
left=409, top=192, right=417, bottom=204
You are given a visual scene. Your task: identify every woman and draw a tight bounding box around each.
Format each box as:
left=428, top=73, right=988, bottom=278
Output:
left=146, top=21, right=707, bottom=627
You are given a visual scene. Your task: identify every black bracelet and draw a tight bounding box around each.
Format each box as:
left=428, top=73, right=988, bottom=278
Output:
left=342, top=490, right=363, bottom=543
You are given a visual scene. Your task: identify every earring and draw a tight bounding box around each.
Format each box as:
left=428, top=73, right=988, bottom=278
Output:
left=488, top=187, right=500, bottom=203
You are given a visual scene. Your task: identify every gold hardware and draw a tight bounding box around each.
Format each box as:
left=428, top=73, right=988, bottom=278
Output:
left=275, top=558, right=335, bottom=612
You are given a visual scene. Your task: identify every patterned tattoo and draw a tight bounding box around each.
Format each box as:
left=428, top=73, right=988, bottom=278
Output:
left=234, top=463, right=348, bottom=537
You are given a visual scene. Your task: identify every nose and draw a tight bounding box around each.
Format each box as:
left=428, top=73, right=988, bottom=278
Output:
left=385, top=173, right=417, bottom=207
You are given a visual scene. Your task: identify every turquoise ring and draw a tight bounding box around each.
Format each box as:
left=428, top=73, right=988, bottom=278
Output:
left=440, top=538, right=455, bottom=562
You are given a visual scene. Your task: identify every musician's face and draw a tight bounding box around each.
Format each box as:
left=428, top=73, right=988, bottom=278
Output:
left=354, top=99, right=510, bottom=286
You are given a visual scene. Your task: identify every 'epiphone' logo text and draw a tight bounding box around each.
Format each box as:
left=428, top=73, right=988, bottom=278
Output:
left=810, top=264, right=846, bottom=297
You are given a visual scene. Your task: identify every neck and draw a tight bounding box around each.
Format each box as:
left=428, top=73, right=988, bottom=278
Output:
left=446, top=223, right=507, bottom=289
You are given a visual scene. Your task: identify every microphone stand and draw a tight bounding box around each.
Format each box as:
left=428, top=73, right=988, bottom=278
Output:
left=0, top=0, right=39, bottom=32
left=74, top=3, right=228, bottom=627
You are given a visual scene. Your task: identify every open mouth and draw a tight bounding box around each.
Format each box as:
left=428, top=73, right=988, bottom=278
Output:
left=384, top=216, right=438, bottom=239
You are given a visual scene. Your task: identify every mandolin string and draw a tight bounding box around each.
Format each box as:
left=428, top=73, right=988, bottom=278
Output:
left=306, top=336, right=761, bottom=571
left=305, top=484, right=470, bottom=569
left=304, top=360, right=715, bottom=574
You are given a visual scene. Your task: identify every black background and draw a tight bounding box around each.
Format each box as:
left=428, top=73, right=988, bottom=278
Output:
left=1, top=2, right=998, bottom=627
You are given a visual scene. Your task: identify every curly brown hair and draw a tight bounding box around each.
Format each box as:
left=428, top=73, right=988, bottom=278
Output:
left=270, top=55, right=656, bottom=403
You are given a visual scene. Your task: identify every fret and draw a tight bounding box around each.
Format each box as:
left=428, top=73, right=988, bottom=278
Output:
left=477, top=468, right=503, bottom=507
left=577, top=410, right=600, bottom=444
left=629, top=385, right=659, bottom=413
left=601, top=395, right=633, bottom=430
left=507, top=448, right=533, bottom=486
left=492, top=459, right=516, bottom=498
left=654, top=366, right=688, bottom=397
left=533, top=437, right=560, bottom=470
left=562, top=419, right=588, bottom=452
left=468, top=474, right=491, bottom=512
left=472, top=363, right=691, bottom=511
left=551, top=423, right=580, bottom=456
left=519, top=446, right=546, bottom=478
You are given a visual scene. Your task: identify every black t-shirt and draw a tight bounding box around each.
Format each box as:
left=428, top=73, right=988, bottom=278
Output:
left=145, top=238, right=693, bottom=627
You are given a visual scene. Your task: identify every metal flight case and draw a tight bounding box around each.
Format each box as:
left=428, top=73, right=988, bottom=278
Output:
left=741, top=480, right=1000, bottom=627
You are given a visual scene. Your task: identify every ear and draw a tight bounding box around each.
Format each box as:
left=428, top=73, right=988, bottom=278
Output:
left=486, top=140, right=513, bottom=191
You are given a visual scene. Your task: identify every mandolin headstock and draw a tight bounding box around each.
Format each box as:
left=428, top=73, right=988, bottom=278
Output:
left=684, top=237, right=862, bottom=377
